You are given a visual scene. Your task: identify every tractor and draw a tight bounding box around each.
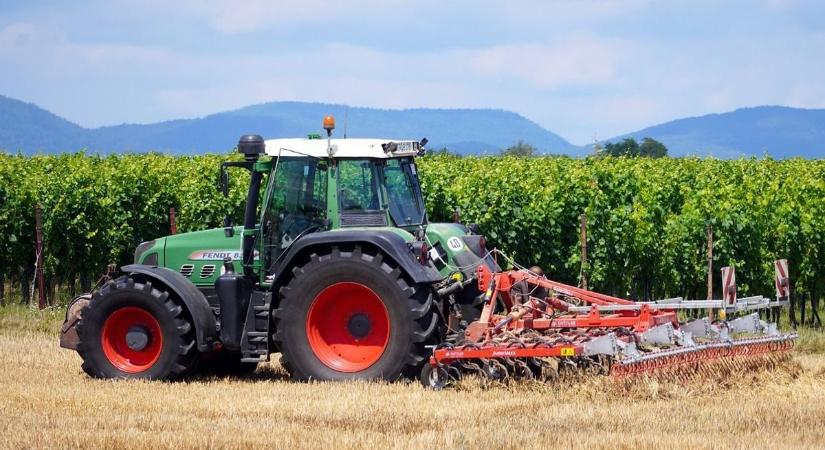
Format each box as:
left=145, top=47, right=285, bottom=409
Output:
left=60, top=116, right=795, bottom=387
left=61, top=116, right=494, bottom=381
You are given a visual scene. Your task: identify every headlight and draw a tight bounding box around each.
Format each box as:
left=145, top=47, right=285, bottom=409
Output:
left=134, top=240, right=156, bottom=264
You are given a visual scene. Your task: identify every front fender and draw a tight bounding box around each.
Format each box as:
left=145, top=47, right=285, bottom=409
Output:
left=121, top=264, right=218, bottom=352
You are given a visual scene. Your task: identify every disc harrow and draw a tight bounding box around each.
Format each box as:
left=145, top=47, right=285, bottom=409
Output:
left=422, top=261, right=797, bottom=389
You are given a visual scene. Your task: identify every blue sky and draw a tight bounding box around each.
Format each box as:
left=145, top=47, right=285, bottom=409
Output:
left=0, top=0, right=823, bottom=144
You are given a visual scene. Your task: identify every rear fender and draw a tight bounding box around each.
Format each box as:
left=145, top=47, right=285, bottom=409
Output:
left=271, top=230, right=443, bottom=287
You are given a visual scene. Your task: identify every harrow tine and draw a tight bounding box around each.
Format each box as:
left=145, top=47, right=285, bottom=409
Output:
left=486, top=359, right=509, bottom=383
left=447, top=364, right=463, bottom=382
left=513, top=359, right=534, bottom=379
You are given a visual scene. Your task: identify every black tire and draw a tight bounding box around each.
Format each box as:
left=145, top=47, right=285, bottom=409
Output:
left=420, top=363, right=448, bottom=390
left=76, top=276, right=198, bottom=380
left=198, top=351, right=259, bottom=377
left=273, top=245, right=439, bottom=381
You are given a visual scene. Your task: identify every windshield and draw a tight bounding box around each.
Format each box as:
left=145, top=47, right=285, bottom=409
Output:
left=384, top=157, right=425, bottom=226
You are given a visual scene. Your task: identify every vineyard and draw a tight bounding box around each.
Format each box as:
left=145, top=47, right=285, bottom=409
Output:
left=0, top=152, right=823, bottom=305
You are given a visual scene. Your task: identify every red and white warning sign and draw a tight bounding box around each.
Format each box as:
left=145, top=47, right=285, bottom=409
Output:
left=774, top=259, right=790, bottom=298
left=721, top=266, right=736, bottom=306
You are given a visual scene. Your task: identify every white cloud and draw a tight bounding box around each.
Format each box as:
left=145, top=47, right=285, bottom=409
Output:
left=464, top=38, right=625, bottom=89
left=761, top=0, right=798, bottom=10
left=2, top=1, right=825, bottom=143
left=125, top=0, right=406, bottom=34
left=110, top=0, right=652, bottom=35
left=0, top=22, right=65, bottom=52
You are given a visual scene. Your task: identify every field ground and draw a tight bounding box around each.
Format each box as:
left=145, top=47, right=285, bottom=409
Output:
left=1, top=306, right=824, bottom=450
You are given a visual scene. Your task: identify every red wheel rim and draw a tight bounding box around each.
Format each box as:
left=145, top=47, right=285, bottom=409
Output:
left=101, top=306, right=163, bottom=373
left=306, top=282, right=390, bottom=372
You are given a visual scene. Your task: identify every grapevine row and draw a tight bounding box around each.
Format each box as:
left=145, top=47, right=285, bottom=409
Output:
left=0, top=152, right=822, bottom=303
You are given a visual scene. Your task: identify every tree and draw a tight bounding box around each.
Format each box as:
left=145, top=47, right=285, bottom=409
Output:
left=602, top=138, right=640, bottom=157
left=502, top=140, right=536, bottom=157
left=639, top=137, right=668, bottom=158
left=425, top=147, right=459, bottom=157
left=599, top=137, right=668, bottom=158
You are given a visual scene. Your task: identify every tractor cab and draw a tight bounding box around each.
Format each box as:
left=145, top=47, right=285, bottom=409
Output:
left=255, top=137, right=428, bottom=277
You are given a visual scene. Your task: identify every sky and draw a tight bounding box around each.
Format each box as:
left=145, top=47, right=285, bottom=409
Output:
left=0, top=0, right=823, bottom=144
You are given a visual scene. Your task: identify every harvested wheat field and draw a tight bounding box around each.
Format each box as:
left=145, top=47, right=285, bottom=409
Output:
left=1, top=307, right=824, bottom=450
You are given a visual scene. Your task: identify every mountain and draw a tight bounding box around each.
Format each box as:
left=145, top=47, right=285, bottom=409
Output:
left=605, top=106, right=825, bottom=158
left=0, top=96, right=88, bottom=152
left=0, top=96, right=579, bottom=155
left=3, top=96, right=824, bottom=158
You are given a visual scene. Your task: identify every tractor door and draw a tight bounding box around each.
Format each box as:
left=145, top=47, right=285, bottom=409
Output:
left=261, top=157, right=328, bottom=274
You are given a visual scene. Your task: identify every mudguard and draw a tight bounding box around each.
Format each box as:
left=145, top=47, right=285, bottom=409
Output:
left=270, top=230, right=443, bottom=286
left=121, top=264, right=218, bottom=352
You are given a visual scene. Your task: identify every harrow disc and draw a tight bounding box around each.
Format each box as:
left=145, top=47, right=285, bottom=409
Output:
left=425, top=330, right=797, bottom=388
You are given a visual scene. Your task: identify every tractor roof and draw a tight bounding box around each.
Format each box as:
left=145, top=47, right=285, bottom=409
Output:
left=264, top=138, right=421, bottom=159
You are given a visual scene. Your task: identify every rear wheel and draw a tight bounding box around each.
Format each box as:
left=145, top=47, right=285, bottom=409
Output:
left=273, top=246, right=438, bottom=381
left=76, top=276, right=198, bottom=380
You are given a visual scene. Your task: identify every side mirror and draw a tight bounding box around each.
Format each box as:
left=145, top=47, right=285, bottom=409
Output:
left=220, top=168, right=229, bottom=197
left=223, top=216, right=234, bottom=237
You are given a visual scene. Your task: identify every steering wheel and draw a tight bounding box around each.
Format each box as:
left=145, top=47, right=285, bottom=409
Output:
left=280, top=214, right=310, bottom=239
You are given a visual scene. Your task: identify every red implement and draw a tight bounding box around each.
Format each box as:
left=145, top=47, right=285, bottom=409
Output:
left=424, top=262, right=796, bottom=388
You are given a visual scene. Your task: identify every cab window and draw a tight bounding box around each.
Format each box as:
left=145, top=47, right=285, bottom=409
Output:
left=337, top=160, right=381, bottom=211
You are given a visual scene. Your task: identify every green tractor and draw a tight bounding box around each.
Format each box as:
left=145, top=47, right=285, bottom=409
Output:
left=60, top=116, right=497, bottom=381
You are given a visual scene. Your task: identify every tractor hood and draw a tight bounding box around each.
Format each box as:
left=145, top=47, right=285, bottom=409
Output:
left=424, top=222, right=500, bottom=279
left=135, top=227, right=244, bottom=286
left=133, top=222, right=497, bottom=287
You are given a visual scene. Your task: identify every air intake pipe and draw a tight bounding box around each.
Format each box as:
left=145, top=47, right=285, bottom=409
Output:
left=238, top=134, right=265, bottom=278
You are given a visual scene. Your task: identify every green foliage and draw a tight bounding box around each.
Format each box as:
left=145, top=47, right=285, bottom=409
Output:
left=419, top=155, right=825, bottom=300
left=0, top=152, right=823, bottom=303
left=501, top=140, right=536, bottom=157
left=600, top=137, right=668, bottom=158
left=0, top=152, right=248, bottom=294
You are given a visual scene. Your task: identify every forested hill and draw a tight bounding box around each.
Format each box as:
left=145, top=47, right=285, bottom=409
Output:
left=2, top=95, right=824, bottom=157
left=0, top=96, right=578, bottom=155
left=605, top=106, right=825, bottom=158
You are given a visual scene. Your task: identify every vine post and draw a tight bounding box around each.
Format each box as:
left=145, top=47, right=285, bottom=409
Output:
left=580, top=213, right=588, bottom=290
left=34, top=204, right=46, bottom=310
left=170, top=207, right=177, bottom=235
left=706, top=224, right=713, bottom=319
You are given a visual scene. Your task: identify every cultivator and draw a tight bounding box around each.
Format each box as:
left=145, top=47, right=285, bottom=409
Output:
left=423, top=260, right=797, bottom=388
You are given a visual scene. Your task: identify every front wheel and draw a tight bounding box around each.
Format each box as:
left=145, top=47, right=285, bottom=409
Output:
left=76, top=277, right=198, bottom=380
left=273, top=246, right=439, bottom=381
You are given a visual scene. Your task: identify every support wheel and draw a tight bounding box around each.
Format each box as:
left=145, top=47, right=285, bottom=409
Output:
left=76, top=276, right=198, bottom=380
left=420, top=363, right=448, bottom=390
left=273, top=245, right=439, bottom=381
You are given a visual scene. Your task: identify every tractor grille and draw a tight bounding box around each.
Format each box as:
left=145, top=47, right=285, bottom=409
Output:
left=340, top=211, right=388, bottom=227
left=199, top=265, right=216, bottom=279
left=180, top=264, right=195, bottom=278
